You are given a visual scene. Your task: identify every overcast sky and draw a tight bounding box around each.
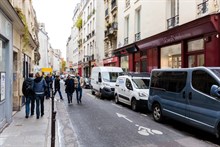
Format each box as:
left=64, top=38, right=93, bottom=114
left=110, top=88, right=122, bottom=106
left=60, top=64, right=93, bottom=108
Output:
left=32, top=0, right=80, bottom=59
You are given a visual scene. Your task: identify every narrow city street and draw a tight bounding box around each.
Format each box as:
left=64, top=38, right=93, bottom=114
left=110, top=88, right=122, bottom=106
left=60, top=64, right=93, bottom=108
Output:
left=57, top=82, right=220, bottom=147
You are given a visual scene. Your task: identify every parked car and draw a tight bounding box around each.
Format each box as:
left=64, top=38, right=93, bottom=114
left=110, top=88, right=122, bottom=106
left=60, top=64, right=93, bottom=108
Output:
left=84, top=77, right=91, bottom=89
left=148, top=66, right=220, bottom=138
left=114, top=72, right=150, bottom=111
left=90, top=66, right=123, bottom=99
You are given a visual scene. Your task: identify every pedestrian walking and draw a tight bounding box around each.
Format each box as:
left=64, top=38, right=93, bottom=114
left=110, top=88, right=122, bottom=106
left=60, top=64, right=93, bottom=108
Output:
left=22, top=73, right=35, bottom=118
left=33, top=72, right=47, bottom=119
left=74, top=73, right=84, bottom=104
left=53, top=75, right=63, bottom=100
left=65, top=75, right=75, bottom=104
left=45, top=73, right=53, bottom=99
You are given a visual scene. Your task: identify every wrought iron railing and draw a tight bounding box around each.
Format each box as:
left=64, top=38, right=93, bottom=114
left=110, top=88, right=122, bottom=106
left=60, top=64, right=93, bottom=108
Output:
left=135, top=32, right=141, bottom=41
left=197, top=0, right=208, bottom=15
left=124, top=37, right=129, bottom=45
left=167, top=15, right=179, bottom=29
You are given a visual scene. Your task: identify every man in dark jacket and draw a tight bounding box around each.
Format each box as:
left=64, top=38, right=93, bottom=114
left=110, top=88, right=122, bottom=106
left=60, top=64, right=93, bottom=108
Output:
left=22, top=73, right=35, bottom=118
left=45, top=73, right=53, bottom=99
left=53, top=75, right=63, bottom=100
left=65, top=75, right=75, bottom=104
left=33, top=72, right=47, bottom=119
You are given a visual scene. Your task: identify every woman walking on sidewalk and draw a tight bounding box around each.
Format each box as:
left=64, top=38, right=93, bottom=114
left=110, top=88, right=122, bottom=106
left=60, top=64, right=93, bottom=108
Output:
left=65, top=75, right=75, bottom=104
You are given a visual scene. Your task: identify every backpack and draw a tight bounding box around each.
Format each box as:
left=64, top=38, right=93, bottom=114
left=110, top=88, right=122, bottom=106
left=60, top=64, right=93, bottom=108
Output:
left=22, top=79, right=33, bottom=96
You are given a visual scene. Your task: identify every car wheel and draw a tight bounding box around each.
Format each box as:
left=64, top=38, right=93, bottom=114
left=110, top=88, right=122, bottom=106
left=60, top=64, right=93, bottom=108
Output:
left=115, top=94, right=119, bottom=104
left=91, top=90, right=95, bottom=95
left=131, top=99, right=137, bottom=111
left=153, top=103, right=163, bottom=122
left=100, top=89, right=104, bottom=99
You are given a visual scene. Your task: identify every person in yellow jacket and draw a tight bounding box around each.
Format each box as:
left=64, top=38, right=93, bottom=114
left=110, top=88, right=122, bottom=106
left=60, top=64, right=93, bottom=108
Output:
left=74, top=73, right=84, bottom=104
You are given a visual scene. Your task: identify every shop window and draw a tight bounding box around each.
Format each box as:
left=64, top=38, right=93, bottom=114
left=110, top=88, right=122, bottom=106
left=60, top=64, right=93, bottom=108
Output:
left=0, top=40, right=6, bottom=72
left=135, top=62, right=140, bottom=72
left=161, top=44, right=181, bottom=68
left=121, top=56, right=129, bottom=72
left=187, top=39, right=204, bottom=52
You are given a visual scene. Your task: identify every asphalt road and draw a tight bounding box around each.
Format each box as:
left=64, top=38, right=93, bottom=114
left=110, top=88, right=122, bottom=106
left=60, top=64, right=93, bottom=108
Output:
left=57, top=85, right=220, bottom=147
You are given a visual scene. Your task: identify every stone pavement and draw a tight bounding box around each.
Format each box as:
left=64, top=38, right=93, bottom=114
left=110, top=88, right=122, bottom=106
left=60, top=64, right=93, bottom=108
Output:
left=0, top=96, right=78, bottom=147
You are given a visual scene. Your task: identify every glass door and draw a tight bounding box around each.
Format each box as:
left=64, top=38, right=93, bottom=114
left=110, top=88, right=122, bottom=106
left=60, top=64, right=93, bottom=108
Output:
left=188, top=54, right=204, bottom=67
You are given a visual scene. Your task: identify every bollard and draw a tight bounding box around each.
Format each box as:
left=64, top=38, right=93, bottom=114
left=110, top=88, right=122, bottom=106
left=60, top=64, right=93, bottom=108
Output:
left=50, top=87, right=56, bottom=147
left=51, top=111, right=56, bottom=147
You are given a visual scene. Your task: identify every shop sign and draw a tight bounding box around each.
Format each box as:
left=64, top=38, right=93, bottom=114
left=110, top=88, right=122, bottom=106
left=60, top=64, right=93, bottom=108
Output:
left=103, top=57, right=118, bottom=64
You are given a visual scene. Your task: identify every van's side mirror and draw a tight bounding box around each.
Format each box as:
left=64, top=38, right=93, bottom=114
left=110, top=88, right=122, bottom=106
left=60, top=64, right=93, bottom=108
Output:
left=210, top=85, right=220, bottom=97
left=98, top=78, right=102, bottom=83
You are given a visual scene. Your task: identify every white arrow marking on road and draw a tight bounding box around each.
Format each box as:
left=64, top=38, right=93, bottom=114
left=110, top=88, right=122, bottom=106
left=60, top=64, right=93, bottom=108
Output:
left=116, top=113, right=133, bottom=123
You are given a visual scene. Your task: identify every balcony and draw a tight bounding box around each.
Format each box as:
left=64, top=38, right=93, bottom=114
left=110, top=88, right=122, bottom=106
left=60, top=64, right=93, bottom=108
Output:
left=105, top=8, right=109, bottom=18
left=197, top=0, right=208, bottom=16
left=124, top=37, right=129, bottom=45
left=92, top=30, right=95, bottom=36
left=135, top=32, right=141, bottom=41
left=125, top=0, right=130, bottom=8
left=111, top=0, right=117, bottom=14
left=167, top=15, right=179, bottom=29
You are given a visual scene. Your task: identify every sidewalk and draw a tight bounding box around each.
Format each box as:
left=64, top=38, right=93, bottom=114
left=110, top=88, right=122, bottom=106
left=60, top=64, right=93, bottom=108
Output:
left=0, top=95, right=79, bottom=147
left=0, top=99, right=55, bottom=147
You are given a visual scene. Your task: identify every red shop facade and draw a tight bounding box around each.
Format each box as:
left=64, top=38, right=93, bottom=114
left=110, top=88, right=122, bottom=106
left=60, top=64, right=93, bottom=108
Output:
left=103, top=56, right=119, bottom=67
left=114, top=14, right=220, bottom=72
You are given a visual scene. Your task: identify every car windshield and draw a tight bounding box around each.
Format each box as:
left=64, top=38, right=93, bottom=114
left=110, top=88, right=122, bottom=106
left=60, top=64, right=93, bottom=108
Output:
left=102, top=72, right=122, bottom=82
left=211, top=69, right=220, bottom=79
left=132, top=79, right=150, bottom=89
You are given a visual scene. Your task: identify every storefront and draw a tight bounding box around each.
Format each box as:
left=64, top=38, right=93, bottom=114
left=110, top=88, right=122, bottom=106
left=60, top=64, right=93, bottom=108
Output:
left=113, top=44, right=139, bottom=72
left=78, top=62, right=82, bottom=77
left=135, top=13, right=220, bottom=72
left=103, top=56, right=119, bottom=67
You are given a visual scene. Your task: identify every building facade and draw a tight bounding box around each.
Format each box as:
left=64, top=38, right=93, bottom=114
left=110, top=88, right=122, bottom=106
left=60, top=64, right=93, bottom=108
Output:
left=113, top=0, right=220, bottom=72
left=68, top=0, right=105, bottom=77
left=38, top=23, right=49, bottom=69
left=9, top=0, right=39, bottom=111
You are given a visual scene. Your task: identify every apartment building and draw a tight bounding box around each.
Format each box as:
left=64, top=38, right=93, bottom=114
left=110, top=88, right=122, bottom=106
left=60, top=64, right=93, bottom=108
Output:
left=38, top=23, right=49, bottom=69
left=66, top=3, right=80, bottom=74
left=9, top=0, right=39, bottom=112
left=0, top=0, right=39, bottom=131
left=112, top=0, right=220, bottom=72
left=103, top=0, right=120, bottom=67
left=52, top=49, right=62, bottom=73
left=71, top=0, right=105, bottom=77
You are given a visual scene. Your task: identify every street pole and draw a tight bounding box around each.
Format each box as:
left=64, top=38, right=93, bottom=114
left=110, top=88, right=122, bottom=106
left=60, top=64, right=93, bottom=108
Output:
left=50, top=87, right=56, bottom=147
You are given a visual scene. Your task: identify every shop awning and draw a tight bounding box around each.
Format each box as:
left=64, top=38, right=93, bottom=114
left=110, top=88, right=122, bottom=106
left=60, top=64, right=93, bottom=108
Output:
left=136, top=14, right=218, bottom=51
left=113, top=43, right=139, bottom=56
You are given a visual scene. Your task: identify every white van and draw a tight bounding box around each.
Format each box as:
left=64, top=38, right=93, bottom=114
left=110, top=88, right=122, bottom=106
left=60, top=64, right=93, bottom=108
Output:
left=91, top=66, right=123, bottom=99
left=114, top=73, right=150, bottom=111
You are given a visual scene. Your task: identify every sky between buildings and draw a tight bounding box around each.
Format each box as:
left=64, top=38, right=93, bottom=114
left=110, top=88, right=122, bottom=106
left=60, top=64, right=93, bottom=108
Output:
left=32, top=0, right=80, bottom=59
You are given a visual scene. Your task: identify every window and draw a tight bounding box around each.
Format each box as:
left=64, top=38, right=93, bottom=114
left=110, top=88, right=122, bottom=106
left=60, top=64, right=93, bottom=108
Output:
left=124, top=16, right=129, bottom=45
left=187, top=39, right=204, bottom=52
left=135, top=8, right=141, bottom=41
left=126, top=78, right=132, bottom=89
left=167, top=0, right=179, bottom=29
left=192, top=70, right=218, bottom=96
left=151, top=71, right=187, bottom=93
left=161, top=44, right=181, bottom=68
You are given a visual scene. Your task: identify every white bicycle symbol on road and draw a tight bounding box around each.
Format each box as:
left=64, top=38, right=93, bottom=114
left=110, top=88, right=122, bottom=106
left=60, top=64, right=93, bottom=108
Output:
left=136, top=125, right=163, bottom=136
